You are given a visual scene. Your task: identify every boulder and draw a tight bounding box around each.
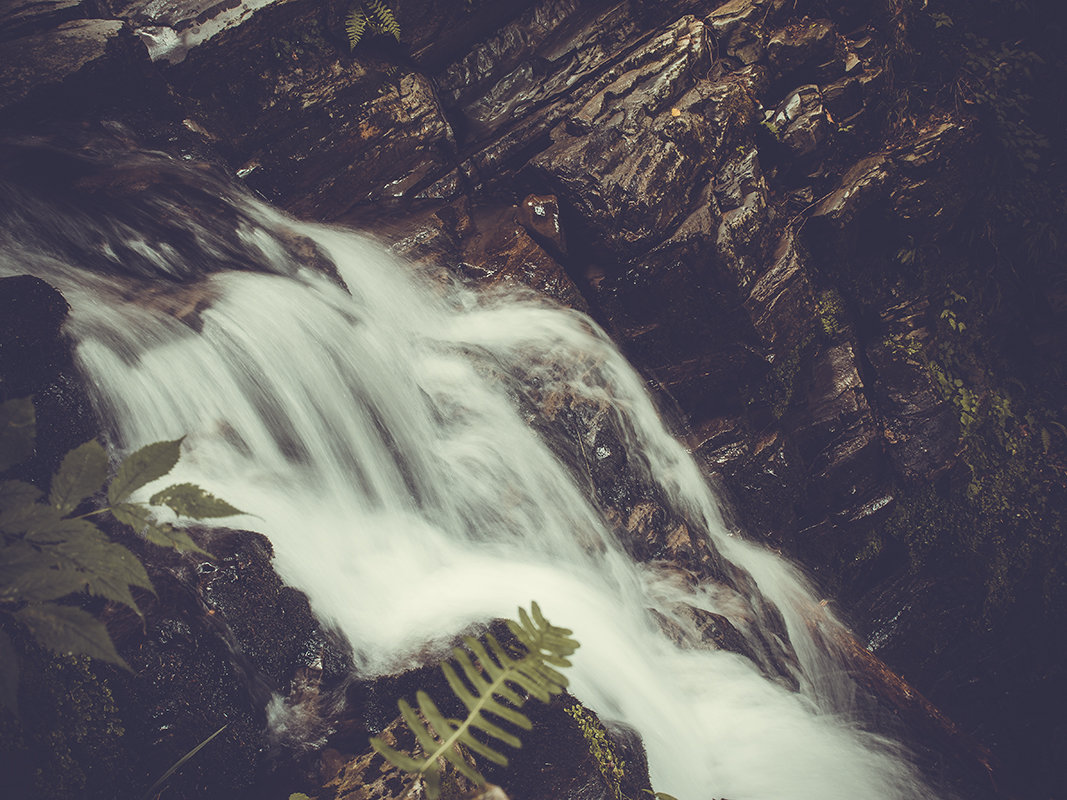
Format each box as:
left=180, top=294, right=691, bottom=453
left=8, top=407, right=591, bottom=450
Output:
left=0, top=18, right=156, bottom=120
left=764, top=83, right=832, bottom=159
left=0, top=0, right=90, bottom=42
left=767, top=18, right=837, bottom=79
left=865, top=298, right=959, bottom=480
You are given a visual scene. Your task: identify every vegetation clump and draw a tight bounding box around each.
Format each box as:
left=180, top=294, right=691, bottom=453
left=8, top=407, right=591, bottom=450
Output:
left=0, top=395, right=242, bottom=713
left=372, top=602, right=579, bottom=799
left=345, top=0, right=401, bottom=49
left=564, top=701, right=627, bottom=800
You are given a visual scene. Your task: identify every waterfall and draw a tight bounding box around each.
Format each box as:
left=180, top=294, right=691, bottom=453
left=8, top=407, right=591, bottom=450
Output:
left=0, top=149, right=937, bottom=800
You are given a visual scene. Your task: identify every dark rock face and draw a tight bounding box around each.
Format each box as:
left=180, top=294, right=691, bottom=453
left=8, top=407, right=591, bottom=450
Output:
left=0, top=275, right=97, bottom=484
left=0, top=6, right=165, bottom=124
left=2, top=0, right=1064, bottom=798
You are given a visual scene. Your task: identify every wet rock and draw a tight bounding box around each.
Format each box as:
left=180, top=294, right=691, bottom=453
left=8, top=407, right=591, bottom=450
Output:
left=518, top=193, right=566, bottom=253
left=715, top=165, right=774, bottom=293
left=435, top=0, right=585, bottom=131
left=665, top=604, right=757, bottom=661
left=163, top=2, right=456, bottom=216
left=94, top=526, right=355, bottom=799
left=792, top=341, right=887, bottom=524
left=0, top=0, right=90, bottom=42
left=811, top=153, right=893, bottom=227
left=767, top=18, right=837, bottom=79
left=531, top=16, right=720, bottom=258
left=245, top=63, right=454, bottom=216
left=706, top=0, right=779, bottom=66
left=744, top=229, right=815, bottom=350
left=706, top=0, right=784, bottom=41
left=317, top=677, right=651, bottom=800
left=458, top=203, right=587, bottom=310
left=820, top=73, right=864, bottom=120
left=0, top=18, right=156, bottom=119
left=695, top=421, right=803, bottom=550
left=0, top=274, right=70, bottom=399
left=317, top=715, right=478, bottom=800
left=888, top=116, right=976, bottom=231
left=765, top=83, right=832, bottom=158
left=0, top=275, right=97, bottom=485
left=865, top=298, right=959, bottom=480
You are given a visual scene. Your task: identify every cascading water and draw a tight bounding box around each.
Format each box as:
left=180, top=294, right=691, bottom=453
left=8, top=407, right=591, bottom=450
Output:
left=1, top=147, right=939, bottom=800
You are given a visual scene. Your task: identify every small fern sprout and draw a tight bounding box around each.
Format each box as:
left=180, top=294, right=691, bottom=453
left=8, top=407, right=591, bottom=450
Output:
left=345, top=7, right=369, bottom=48
left=345, top=0, right=400, bottom=50
left=370, top=602, right=580, bottom=799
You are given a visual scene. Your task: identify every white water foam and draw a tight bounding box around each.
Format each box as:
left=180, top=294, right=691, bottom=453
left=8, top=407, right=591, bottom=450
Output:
left=2, top=187, right=934, bottom=800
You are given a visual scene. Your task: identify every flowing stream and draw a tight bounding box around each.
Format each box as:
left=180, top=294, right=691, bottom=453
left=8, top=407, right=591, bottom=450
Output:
left=1, top=149, right=937, bottom=800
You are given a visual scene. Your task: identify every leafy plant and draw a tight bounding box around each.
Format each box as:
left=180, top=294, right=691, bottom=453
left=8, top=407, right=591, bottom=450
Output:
left=371, top=602, right=579, bottom=799
left=0, top=396, right=242, bottom=713
left=345, top=0, right=401, bottom=49
left=565, top=702, right=626, bottom=800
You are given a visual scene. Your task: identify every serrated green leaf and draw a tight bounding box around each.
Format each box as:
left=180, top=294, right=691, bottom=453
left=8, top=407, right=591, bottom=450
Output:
left=110, top=501, right=154, bottom=532
left=112, top=502, right=210, bottom=558
left=7, top=563, right=90, bottom=603
left=144, top=522, right=212, bottom=557
left=23, top=515, right=104, bottom=545
left=50, top=535, right=151, bottom=613
left=85, top=572, right=142, bottom=615
left=148, top=483, right=243, bottom=519
left=0, top=480, right=42, bottom=516
left=14, top=603, right=128, bottom=669
left=50, top=440, right=108, bottom=515
left=108, top=438, right=184, bottom=506
left=0, top=542, right=62, bottom=597
left=0, top=628, right=18, bottom=714
left=0, top=497, right=63, bottom=534
left=0, top=397, right=35, bottom=472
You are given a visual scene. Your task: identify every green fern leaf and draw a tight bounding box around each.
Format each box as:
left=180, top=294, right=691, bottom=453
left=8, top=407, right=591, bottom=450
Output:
left=345, top=7, right=369, bottom=49
left=365, top=0, right=400, bottom=40
left=371, top=602, right=579, bottom=799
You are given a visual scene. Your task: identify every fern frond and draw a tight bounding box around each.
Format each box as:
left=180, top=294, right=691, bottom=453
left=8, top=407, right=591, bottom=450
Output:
left=370, top=602, right=579, bottom=799
left=345, top=7, right=369, bottom=50
left=365, top=0, right=401, bottom=40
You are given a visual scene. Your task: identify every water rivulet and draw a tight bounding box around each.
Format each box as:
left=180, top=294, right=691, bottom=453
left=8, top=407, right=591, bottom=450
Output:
left=1, top=147, right=939, bottom=800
